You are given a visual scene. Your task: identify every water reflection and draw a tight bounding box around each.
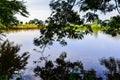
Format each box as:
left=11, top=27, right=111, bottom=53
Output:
left=4, top=29, right=39, bottom=34
left=33, top=24, right=120, bottom=49
left=34, top=52, right=120, bottom=80
left=100, top=57, right=120, bottom=80
left=34, top=52, right=84, bottom=80
left=32, top=25, right=120, bottom=79
left=34, top=25, right=91, bottom=48
left=4, top=28, right=120, bottom=79
left=0, top=40, right=29, bottom=79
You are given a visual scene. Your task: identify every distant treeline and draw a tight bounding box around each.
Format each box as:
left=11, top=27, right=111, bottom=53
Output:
left=0, top=18, right=46, bottom=30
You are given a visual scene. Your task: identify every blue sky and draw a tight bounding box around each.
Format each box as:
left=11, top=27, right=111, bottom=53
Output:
left=17, top=0, right=119, bottom=22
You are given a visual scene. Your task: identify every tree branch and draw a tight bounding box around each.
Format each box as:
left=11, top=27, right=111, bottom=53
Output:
left=115, top=0, right=120, bottom=14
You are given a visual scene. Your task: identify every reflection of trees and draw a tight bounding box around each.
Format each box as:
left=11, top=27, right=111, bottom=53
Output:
left=34, top=52, right=83, bottom=80
left=0, top=40, right=29, bottom=79
left=34, top=52, right=120, bottom=80
left=34, top=52, right=103, bottom=80
left=100, top=57, right=120, bottom=80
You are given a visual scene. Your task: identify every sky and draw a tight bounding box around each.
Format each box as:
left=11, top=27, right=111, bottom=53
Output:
left=16, top=0, right=119, bottom=23
left=16, top=0, right=51, bottom=22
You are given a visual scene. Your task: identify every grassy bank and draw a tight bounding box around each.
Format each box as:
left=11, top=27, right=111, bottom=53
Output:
left=0, top=23, right=111, bottom=33
left=0, top=24, right=40, bottom=33
left=12, top=24, right=39, bottom=29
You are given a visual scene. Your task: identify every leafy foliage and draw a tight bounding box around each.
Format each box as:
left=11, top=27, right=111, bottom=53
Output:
left=109, top=15, right=120, bottom=29
left=34, top=0, right=86, bottom=48
left=79, top=0, right=117, bottom=13
left=48, top=0, right=83, bottom=27
left=48, top=0, right=120, bottom=26
left=102, top=15, right=120, bottom=36
left=0, top=40, right=29, bottom=79
left=0, top=0, right=29, bottom=27
left=34, top=0, right=120, bottom=48
left=84, top=12, right=99, bottom=23
left=34, top=25, right=89, bottom=48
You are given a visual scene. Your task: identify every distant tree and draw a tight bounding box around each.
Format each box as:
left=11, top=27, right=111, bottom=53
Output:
left=0, top=0, right=29, bottom=27
left=28, top=18, right=44, bottom=26
left=28, top=20, right=35, bottom=24
left=25, top=22, right=28, bottom=24
left=37, top=20, right=44, bottom=26
left=19, top=21, right=23, bottom=25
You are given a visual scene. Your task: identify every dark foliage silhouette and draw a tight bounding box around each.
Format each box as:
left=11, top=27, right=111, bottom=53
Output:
left=100, top=57, right=120, bottom=80
left=34, top=0, right=120, bottom=48
left=102, top=15, right=120, bottom=36
left=34, top=52, right=103, bottom=80
left=0, top=40, right=29, bottom=79
left=0, top=0, right=29, bottom=27
left=34, top=25, right=89, bottom=48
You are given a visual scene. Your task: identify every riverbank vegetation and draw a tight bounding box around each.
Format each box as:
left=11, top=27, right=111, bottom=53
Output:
left=0, top=18, right=46, bottom=30
left=11, top=24, right=38, bottom=29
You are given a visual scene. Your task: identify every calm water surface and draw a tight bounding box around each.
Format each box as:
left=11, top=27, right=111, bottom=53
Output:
left=4, top=30, right=120, bottom=78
